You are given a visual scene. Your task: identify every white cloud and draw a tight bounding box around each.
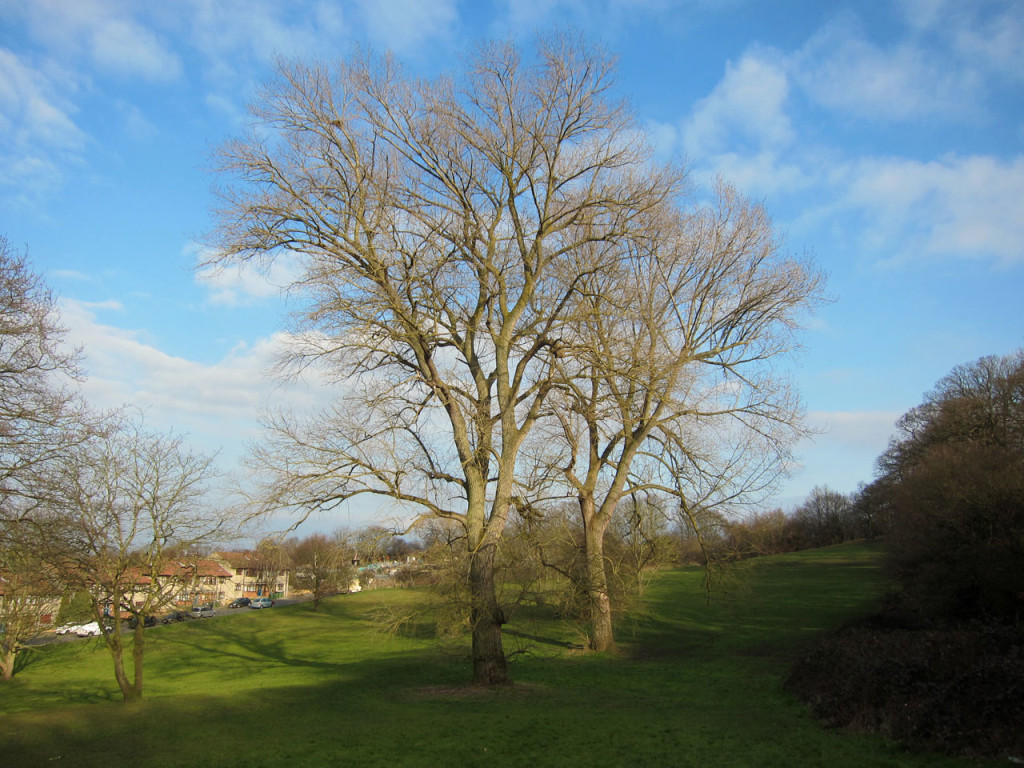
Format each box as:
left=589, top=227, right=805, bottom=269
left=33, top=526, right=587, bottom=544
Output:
left=792, top=12, right=978, bottom=121
left=3, top=0, right=181, bottom=82
left=901, top=0, right=1024, bottom=80
left=807, top=410, right=900, bottom=451
left=88, top=15, right=182, bottom=81
left=353, top=0, right=458, bottom=55
left=682, top=52, right=793, bottom=158
left=0, top=47, right=85, bottom=204
left=776, top=409, right=902, bottom=504
left=192, top=242, right=303, bottom=307
left=181, top=0, right=350, bottom=87
left=196, top=263, right=295, bottom=307
left=57, top=296, right=331, bottom=466
left=698, top=150, right=810, bottom=198
left=842, top=154, right=1024, bottom=265
left=0, top=48, right=85, bottom=151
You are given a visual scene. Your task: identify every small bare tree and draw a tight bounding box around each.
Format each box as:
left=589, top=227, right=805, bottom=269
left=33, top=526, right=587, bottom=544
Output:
left=0, top=237, right=91, bottom=680
left=0, top=544, right=60, bottom=680
left=40, top=415, right=228, bottom=702
left=288, top=533, right=351, bottom=609
left=208, top=36, right=679, bottom=685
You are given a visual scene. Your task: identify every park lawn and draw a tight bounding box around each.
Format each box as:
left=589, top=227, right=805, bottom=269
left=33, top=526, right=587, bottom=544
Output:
left=0, top=542, right=1000, bottom=768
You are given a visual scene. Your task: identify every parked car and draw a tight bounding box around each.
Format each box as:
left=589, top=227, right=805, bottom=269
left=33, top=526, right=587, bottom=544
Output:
left=228, top=597, right=251, bottom=609
left=74, top=621, right=103, bottom=637
left=249, top=597, right=274, bottom=609
left=161, top=610, right=194, bottom=623
left=191, top=605, right=215, bottom=619
left=54, top=623, right=82, bottom=635
left=126, top=615, right=157, bottom=629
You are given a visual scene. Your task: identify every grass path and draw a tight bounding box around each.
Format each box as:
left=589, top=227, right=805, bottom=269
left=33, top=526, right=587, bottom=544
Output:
left=0, top=542, right=998, bottom=767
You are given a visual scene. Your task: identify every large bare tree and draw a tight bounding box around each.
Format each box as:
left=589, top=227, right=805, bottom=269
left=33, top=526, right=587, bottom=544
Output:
left=208, top=37, right=679, bottom=685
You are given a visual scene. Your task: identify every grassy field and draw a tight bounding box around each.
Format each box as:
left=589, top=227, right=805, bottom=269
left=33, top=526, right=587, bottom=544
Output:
left=0, top=542, right=999, bottom=767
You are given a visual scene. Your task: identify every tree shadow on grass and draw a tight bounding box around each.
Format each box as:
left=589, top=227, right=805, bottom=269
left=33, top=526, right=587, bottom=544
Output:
left=154, top=620, right=347, bottom=674
left=2, top=646, right=471, bottom=768
left=503, top=628, right=574, bottom=650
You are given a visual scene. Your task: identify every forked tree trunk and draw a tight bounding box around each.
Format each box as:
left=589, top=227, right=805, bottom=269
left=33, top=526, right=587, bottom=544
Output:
left=584, top=516, right=616, bottom=653
left=468, top=542, right=511, bottom=686
left=106, top=623, right=143, bottom=703
left=109, top=636, right=138, bottom=702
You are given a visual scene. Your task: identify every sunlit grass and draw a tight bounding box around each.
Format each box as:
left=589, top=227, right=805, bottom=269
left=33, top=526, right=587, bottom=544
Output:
left=0, top=542, right=998, bottom=767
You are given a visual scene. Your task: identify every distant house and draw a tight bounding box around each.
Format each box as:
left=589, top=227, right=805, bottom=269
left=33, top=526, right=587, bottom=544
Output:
left=118, top=559, right=235, bottom=611
left=211, top=551, right=291, bottom=600
left=171, top=559, right=235, bottom=607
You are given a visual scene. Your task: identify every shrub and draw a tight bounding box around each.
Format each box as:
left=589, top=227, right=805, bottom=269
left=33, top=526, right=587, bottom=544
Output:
left=786, top=610, right=1024, bottom=758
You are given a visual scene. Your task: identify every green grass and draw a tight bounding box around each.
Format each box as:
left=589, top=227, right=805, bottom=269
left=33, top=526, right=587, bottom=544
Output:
left=0, top=542, right=999, bottom=767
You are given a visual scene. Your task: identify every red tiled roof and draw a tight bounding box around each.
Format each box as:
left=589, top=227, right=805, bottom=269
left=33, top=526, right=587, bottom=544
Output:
left=123, top=559, right=233, bottom=584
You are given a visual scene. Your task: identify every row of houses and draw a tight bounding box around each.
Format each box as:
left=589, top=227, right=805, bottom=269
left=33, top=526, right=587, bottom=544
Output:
left=169, top=551, right=292, bottom=607
left=0, top=550, right=292, bottom=630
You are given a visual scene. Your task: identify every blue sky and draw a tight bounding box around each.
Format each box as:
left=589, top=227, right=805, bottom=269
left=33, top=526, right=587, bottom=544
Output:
left=1, top=0, right=1021, bottom=530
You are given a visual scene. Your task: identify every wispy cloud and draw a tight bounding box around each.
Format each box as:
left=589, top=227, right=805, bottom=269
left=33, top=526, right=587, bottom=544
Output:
left=683, top=51, right=793, bottom=157
left=792, top=12, right=980, bottom=121
left=57, top=296, right=331, bottom=466
left=841, top=154, right=1024, bottom=265
left=352, top=0, right=458, bottom=55
left=0, top=47, right=86, bottom=204
left=2, top=0, right=182, bottom=82
left=674, top=8, right=1024, bottom=267
left=191, top=242, right=302, bottom=307
left=901, top=0, right=1024, bottom=80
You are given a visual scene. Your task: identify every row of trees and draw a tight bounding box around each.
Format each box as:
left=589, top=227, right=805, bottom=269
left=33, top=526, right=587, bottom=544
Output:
left=208, top=35, right=823, bottom=684
left=0, top=236, right=232, bottom=698
left=722, top=484, right=888, bottom=558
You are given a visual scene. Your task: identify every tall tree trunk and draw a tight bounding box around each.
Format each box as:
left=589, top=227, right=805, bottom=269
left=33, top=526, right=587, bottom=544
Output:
left=584, top=516, right=616, bottom=653
left=468, top=542, right=510, bottom=686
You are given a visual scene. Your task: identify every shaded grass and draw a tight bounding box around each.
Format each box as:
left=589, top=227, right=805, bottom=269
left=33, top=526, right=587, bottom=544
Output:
left=0, top=542, right=999, bottom=767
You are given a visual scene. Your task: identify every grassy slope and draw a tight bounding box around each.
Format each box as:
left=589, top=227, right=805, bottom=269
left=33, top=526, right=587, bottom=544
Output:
left=0, top=542, right=997, bottom=768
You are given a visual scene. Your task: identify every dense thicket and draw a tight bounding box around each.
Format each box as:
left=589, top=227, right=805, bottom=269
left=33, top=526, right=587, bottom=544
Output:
left=871, top=351, right=1024, bottom=623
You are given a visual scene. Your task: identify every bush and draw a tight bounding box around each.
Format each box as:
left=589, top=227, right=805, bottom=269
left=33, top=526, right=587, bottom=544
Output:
left=786, top=609, right=1024, bottom=758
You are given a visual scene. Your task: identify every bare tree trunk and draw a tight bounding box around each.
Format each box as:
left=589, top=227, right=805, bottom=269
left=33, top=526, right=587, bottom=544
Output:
left=584, top=516, right=616, bottom=653
left=109, top=638, right=137, bottom=702
left=1, top=649, right=15, bottom=680
left=131, top=624, right=145, bottom=701
left=468, top=543, right=510, bottom=686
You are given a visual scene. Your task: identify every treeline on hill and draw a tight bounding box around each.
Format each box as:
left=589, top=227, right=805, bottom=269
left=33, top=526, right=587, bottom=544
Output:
left=786, top=351, right=1024, bottom=760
